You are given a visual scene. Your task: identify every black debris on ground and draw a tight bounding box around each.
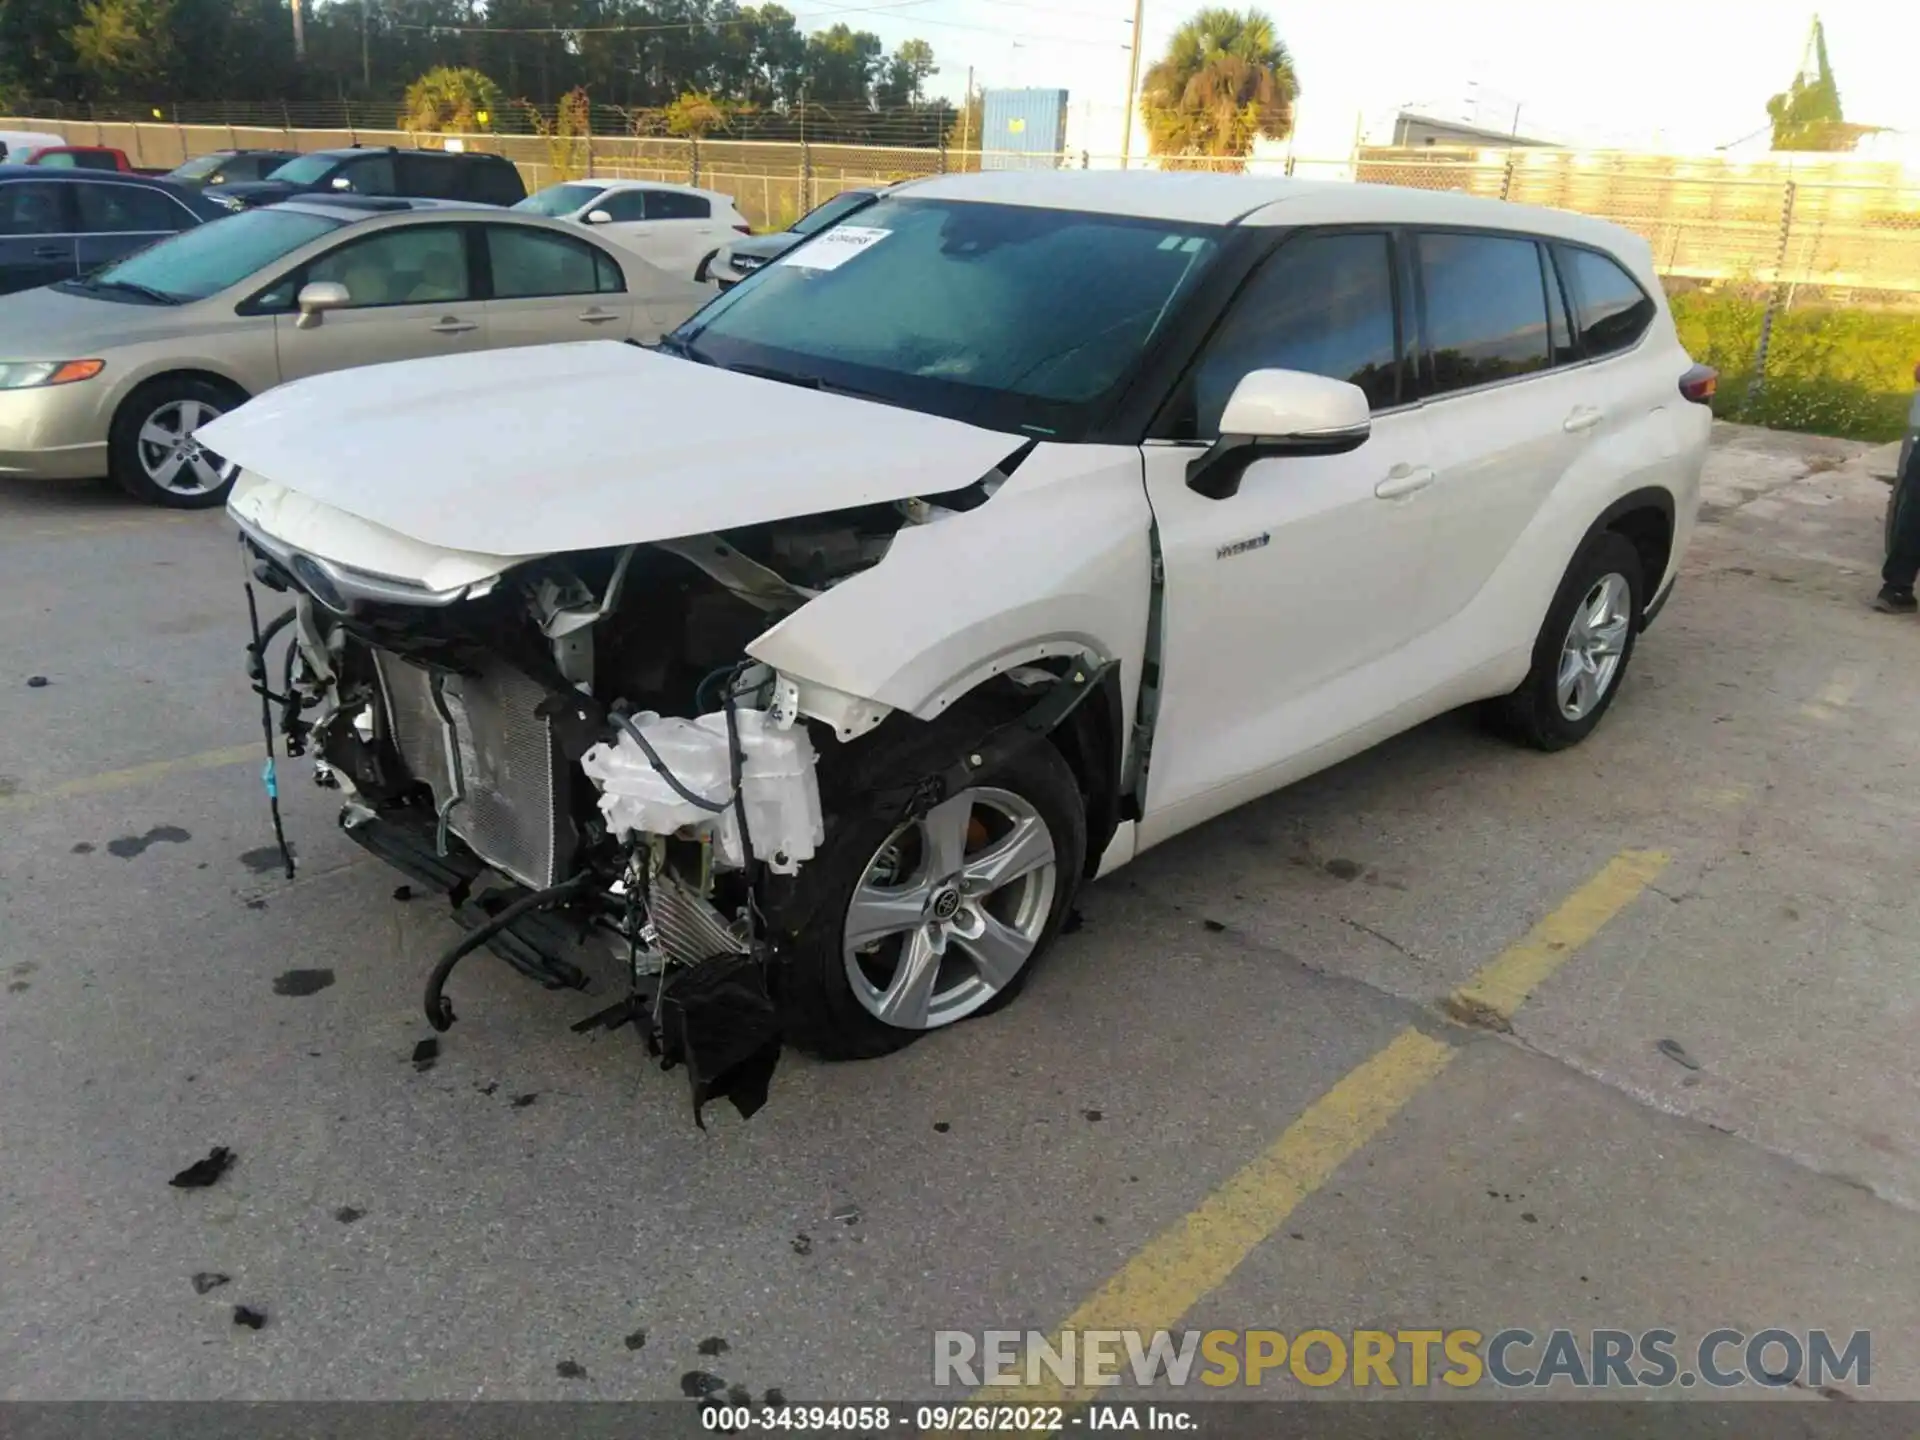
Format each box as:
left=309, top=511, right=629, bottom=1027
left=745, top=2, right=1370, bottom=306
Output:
left=1082, top=1108, right=1103, bottom=1123
left=1521, top=1212, right=1539, bottom=1224
left=476, top=1082, right=499, bottom=1096
left=511, top=1093, right=538, bottom=1108
left=272, top=969, right=334, bottom=997
left=726, top=1385, right=753, bottom=1406
left=170, top=1146, right=234, bottom=1189
left=26, top=675, right=49, bottom=688
left=790, top=1233, right=813, bottom=1256
left=1324, top=858, right=1363, bottom=880
left=245, top=899, right=268, bottom=912
left=190, top=1272, right=230, bottom=1295
left=933, top=1121, right=951, bottom=1134
left=1202, top=918, right=1227, bottom=933
left=829, top=1203, right=860, bottom=1226
left=232, top=1306, right=267, bottom=1330
left=333, top=1206, right=366, bottom=1224
left=680, top=1372, right=727, bottom=1398
left=411, top=1038, right=439, bottom=1072
left=556, top=1360, right=586, bottom=1380
left=698, top=1337, right=730, bottom=1357
left=392, top=885, right=413, bottom=902
left=764, top=1389, right=788, bottom=1406
left=624, top=1329, right=648, bottom=1351
left=71, top=843, right=94, bottom=855
left=1656, top=1038, right=1703, bottom=1071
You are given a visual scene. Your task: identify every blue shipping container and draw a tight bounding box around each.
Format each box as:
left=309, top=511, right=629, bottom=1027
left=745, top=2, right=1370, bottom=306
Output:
left=980, top=88, right=1069, bottom=171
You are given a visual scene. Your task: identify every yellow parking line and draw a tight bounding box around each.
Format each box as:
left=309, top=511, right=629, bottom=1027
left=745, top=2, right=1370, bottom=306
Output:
left=8, top=513, right=196, bottom=543
left=1444, top=848, right=1668, bottom=1029
left=977, top=847, right=1667, bottom=1413
left=0, top=743, right=258, bottom=814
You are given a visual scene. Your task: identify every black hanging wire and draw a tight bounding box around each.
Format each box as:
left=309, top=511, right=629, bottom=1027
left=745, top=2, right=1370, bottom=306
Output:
left=242, top=578, right=296, bottom=881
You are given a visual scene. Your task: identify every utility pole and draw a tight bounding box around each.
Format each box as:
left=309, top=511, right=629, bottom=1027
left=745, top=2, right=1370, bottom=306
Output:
left=1119, top=0, right=1144, bottom=168
left=360, top=0, right=371, bottom=89
left=961, top=65, right=973, bottom=159
left=291, top=0, right=307, bottom=62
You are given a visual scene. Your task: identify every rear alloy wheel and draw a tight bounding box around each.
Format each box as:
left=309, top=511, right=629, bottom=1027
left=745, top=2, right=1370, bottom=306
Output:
left=1493, top=530, right=1645, bottom=751
left=773, top=724, right=1086, bottom=1060
left=109, top=377, right=242, bottom=508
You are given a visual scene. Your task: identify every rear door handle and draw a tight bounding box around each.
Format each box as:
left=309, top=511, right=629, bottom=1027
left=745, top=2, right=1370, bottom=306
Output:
left=1564, top=406, right=1603, bottom=433
left=577, top=307, right=619, bottom=324
left=1374, top=465, right=1436, bottom=500
left=430, top=317, right=478, bottom=335
left=32, top=246, right=67, bottom=260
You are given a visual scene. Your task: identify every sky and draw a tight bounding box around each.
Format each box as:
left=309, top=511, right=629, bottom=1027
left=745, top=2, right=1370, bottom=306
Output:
left=805, top=0, right=1920, bottom=159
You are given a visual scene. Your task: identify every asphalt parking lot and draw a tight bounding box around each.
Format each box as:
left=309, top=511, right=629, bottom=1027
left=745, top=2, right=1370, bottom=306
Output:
left=3, top=422, right=1919, bottom=1404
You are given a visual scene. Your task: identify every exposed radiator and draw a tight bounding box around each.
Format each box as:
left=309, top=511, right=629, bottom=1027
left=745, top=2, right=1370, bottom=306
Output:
left=375, top=652, right=574, bottom=890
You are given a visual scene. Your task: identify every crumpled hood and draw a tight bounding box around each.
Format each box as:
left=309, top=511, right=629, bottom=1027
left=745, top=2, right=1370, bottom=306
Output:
left=203, top=341, right=1026, bottom=557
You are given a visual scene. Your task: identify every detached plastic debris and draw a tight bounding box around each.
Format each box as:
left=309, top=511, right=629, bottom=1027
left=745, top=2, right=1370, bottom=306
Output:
left=232, top=1305, right=267, bottom=1330
left=580, top=707, right=824, bottom=874
left=655, top=954, right=782, bottom=1127
left=170, top=1146, right=234, bottom=1189
left=191, top=1272, right=230, bottom=1295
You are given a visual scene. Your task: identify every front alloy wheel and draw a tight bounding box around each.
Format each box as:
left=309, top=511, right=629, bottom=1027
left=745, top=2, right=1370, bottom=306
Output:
left=108, top=376, right=244, bottom=509
left=136, top=398, right=228, bottom=498
left=842, top=787, right=1059, bottom=1031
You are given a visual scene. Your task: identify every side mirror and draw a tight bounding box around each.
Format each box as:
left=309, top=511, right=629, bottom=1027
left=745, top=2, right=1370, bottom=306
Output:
left=1186, top=369, right=1372, bottom=500
left=584, top=209, right=612, bottom=225
left=295, top=281, right=350, bottom=329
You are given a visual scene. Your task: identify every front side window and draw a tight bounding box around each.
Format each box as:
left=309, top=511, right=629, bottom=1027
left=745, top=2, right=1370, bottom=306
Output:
left=331, top=155, right=397, bottom=196
left=0, top=181, right=68, bottom=235
left=305, top=225, right=469, bottom=307
left=171, top=154, right=232, bottom=182
left=598, top=190, right=649, bottom=223
left=678, top=197, right=1223, bottom=437
left=87, top=206, right=343, bottom=302
left=515, top=183, right=604, bottom=218
left=31, top=150, right=78, bottom=168
left=1171, top=231, right=1401, bottom=438
left=1417, top=231, right=1552, bottom=395
left=1559, top=245, right=1656, bottom=358
left=75, top=183, right=194, bottom=234
left=267, top=153, right=339, bottom=186
left=647, top=190, right=711, bottom=220
left=486, top=225, right=621, bottom=297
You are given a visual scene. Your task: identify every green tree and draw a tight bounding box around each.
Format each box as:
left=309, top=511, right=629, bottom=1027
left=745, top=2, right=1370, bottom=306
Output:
left=874, top=37, right=933, bottom=109
left=1140, top=7, right=1296, bottom=162
left=69, top=0, right=174, bottom=98
left=803, top=23, right=881, bottom=106
left=1767, top=15, right=1869, bottom=152
left=403, top=64, right=502, bottom=134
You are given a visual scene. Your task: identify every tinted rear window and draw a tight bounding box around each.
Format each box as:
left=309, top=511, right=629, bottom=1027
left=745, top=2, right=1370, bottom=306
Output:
left=464, top=159, right=526, bottom=206
left=1560, top=245, right=1656, bottom=357
left=1417, top=231, right=1552, bottom=395
left=648, top=190, right=710, bottom=220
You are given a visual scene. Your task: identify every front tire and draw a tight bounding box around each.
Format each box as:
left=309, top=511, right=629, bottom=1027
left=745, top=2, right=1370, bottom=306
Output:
left=1494, top=530, right=1645, bottom=751
left=772, top=720, right=1087, bottom=1061
left=108, top=375, right=244, bottom=509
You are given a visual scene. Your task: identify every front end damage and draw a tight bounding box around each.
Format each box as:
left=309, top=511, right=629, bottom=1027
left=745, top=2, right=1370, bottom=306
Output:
left=235, top=468, right=1105, bottom=1125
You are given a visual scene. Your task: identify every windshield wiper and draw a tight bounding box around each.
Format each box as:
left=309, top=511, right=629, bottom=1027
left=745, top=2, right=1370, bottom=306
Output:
left=75, top=277, right=181, bottom=304
left=653, top=333, right=713, bottom=364
left=717, top=359, right=889, bottom=404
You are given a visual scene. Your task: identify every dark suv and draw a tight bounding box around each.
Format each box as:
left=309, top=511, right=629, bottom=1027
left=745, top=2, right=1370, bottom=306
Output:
left=206, top=146, right=526, bottom=211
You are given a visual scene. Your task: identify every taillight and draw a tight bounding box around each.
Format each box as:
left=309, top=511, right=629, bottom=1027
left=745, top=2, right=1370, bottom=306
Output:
left=1679, top=364, right=1718, bottom=404
left=734, top=223, right=751, bottom=235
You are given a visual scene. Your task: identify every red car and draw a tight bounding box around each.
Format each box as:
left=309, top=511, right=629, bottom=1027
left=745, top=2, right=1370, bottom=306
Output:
left=19, top=145, right=166, bottom=175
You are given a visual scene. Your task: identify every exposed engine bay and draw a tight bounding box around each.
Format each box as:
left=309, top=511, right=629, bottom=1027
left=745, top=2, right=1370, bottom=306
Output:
left=236, top=460, right=1109, bottom=1127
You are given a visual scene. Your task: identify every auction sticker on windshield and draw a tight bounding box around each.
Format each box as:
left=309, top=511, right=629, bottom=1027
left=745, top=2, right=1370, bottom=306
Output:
left=779, top=226, right=891, bottom=271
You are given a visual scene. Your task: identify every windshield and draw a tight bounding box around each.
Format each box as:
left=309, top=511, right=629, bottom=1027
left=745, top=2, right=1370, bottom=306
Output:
left=264, top=153, right=337, bottom=185
left=514, top=183, right=604, bottom=217
left=170, top=154, right=230, bottom=181
left=83, top=207, right=343, bottom=302
left=677, top=198, right=1223, bottom=436
left=790, top=189, right=874, bottom=237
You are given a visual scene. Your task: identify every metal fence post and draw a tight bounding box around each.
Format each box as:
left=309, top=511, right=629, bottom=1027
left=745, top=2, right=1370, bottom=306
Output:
left=688, top=136, right=699, bottom=185
left=1499, top=152, right=1516, bottom=202
left=1743, top=179, right=1799, bottom=420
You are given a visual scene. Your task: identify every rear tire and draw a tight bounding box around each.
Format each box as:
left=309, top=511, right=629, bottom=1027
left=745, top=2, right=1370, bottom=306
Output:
left=108, top=375, right=244, bottom=509
left=770, top=712, right=1086, bottom=1061
left=1492, top=530, right=1645, bottom=752
left=694, top=249, right=719, bottom=284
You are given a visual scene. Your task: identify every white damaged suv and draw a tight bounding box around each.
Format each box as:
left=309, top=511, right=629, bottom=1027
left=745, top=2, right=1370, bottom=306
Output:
left=208, top=172, right=1712, bottom=1106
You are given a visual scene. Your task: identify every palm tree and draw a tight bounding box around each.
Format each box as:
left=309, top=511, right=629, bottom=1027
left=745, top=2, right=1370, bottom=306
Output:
left=403, top=66, right=502, bottom=135
left=1140, top=8, right=1296, bottom=166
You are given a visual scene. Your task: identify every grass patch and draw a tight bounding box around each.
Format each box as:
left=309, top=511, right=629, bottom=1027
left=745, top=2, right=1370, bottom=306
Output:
left=1667, top=287, right=1919, bottom=443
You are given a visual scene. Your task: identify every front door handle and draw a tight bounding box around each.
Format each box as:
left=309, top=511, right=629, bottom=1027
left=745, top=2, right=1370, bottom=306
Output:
left=1374, top=465, right=1436, bottom=500
left=577, top=307, right=619, bottom=324
left=1564, top=406, right=1603, bottom=433
left=32, top=246, right=67, bottom=260
left=430, top=317, right=478, bottom=335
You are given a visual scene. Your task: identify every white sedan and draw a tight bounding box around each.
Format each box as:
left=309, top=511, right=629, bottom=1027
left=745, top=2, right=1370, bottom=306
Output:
left=515, top=179, right=750, bottom=282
